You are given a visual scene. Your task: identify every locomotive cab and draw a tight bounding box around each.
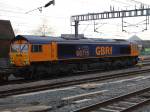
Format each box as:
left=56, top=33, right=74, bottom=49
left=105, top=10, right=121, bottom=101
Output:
left=10, top=39, right=30, bottom=66
left=10, top=35, right=58, bottom=67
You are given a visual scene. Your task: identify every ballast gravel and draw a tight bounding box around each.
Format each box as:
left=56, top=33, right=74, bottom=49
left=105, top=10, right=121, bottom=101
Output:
left=1, top=71, right=150, bottom=111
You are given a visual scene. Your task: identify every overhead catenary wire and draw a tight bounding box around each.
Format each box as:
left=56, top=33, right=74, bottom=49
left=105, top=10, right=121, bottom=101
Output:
left=0, top=8, right=67, bottom=20
left=111, top=0, right=133, bottom=6
left=126, top=0, right=150, bottom=7
left=0, top=1, right=25, bottom=11
left=111, top=0, right=150, bottom=9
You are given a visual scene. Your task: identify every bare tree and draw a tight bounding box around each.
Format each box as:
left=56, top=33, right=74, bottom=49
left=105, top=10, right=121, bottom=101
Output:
left=32, top=18, right=54, bottom=36
left=14, top=28, right=20, bottom=35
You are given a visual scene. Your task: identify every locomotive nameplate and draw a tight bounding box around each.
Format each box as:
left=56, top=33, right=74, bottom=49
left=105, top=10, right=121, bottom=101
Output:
left=96, top=46, right=112, bottom=56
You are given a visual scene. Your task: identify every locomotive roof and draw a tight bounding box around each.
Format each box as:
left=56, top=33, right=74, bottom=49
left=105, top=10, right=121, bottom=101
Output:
left=13, top=35, right=130, bottom=44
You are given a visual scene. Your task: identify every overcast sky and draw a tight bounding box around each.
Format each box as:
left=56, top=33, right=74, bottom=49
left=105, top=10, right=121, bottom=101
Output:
left=0, top=0, right=150, bottom=40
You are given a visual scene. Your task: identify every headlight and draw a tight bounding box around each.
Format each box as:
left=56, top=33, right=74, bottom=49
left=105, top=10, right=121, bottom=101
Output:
left=24, top=61, right=29, bottom=65
left=10, top=60, right=14, bottom=64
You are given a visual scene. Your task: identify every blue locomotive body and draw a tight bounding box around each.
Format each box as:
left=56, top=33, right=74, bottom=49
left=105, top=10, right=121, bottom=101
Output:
left=57, top=43, right=131, bottom=59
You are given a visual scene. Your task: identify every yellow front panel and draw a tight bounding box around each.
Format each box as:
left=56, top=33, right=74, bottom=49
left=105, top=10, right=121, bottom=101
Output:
left=10, top=53, right=30, bottom=66
left=10, top=40, right=30, bottom=66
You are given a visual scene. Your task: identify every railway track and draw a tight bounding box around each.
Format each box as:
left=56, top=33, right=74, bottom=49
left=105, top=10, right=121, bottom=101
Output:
left=72, top=86, right=150, bottom=112
left=0, top=66, right=150, bottom=98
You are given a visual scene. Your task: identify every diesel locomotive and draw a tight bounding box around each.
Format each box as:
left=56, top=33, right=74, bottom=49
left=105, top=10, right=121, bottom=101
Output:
left=9, top=35, right=139, bottom=79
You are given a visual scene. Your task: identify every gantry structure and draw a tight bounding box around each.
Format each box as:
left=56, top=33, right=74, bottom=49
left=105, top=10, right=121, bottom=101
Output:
left=71, top=8, right=150, bottom=37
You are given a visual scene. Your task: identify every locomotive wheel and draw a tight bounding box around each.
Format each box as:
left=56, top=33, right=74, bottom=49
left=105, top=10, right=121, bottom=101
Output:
left=82, top=64, right=88, bottom=72
left=125, top=59, right=132, bottom=67
left=105, top=62, right=111, bottom=70
left=24, top=67, right=36, bottom=80
left=24, top=74, right=33, bottom=80
left=117, top=61, right=122, bottom=68
left=66, top=64, right=77, bottom=74
left=78, top=64, right=88, bottom=72
left=112, top=61, right=122, bottom=69
left=1, top=75, right=9, bottom=81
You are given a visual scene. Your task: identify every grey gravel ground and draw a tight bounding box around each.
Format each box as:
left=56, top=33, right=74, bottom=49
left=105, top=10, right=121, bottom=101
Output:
left=132, top=104, right=150, bottom=112
left=1, top=71, right=150, bottom=111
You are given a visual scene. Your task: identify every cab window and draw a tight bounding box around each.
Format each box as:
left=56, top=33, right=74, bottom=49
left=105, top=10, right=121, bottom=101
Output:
left=20, top=44, right=28, bottom=52
left=11, top=44, right=20, bottom=52
left=11, top=44, right=28, bottom=53
left=31, top=45, right=42, bottom=52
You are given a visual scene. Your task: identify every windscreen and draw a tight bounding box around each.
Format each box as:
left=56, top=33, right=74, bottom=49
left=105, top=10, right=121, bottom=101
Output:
left=11, top=44, right=28, bottom=53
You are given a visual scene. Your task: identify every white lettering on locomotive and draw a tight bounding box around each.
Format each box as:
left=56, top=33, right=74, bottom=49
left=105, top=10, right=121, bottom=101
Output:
left=76, top=46, right=89, bottom=57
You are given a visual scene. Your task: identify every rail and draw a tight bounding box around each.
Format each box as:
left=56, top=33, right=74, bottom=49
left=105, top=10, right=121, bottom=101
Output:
left=0, top=66, right=150, bottom=98
left=72, top=86, right=150, bottom=112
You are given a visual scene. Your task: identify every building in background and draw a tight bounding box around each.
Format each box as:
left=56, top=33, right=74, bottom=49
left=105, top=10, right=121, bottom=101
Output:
left=0, top=20, right=14, bottom=67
